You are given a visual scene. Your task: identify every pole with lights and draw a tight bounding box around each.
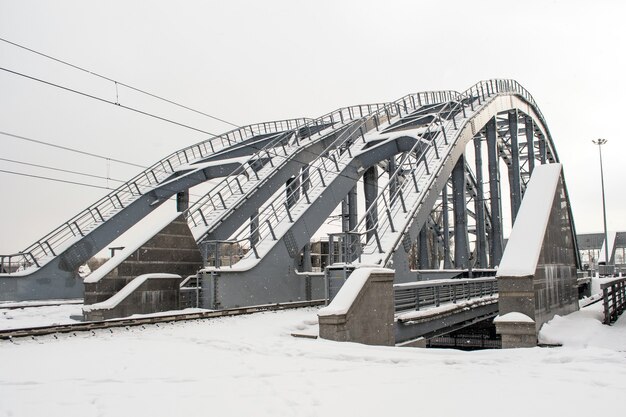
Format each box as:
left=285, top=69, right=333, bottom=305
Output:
left=592, top=138, right=609, bottom=273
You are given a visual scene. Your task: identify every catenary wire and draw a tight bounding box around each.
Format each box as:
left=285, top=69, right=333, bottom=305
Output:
left=0, top=130, right=148, bottom=168
left=0, top=66, right=218, bottom=137
left=0, top=157, right=127, bottom=184
left=0, top=36, right=240, bottom=128
left=0, top=168, right=113, bottom=190
left=0, top=167, right=206, bottom=200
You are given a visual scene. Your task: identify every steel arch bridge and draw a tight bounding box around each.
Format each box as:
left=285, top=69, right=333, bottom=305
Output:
left=0, top=79, right=580, bottom=309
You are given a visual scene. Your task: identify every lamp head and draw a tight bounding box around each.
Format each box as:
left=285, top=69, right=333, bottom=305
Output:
left=592, top=138, right=608, bottom=145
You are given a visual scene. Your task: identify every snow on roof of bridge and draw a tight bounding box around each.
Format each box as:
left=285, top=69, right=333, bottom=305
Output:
left=497, top=163, right=562, bottom=277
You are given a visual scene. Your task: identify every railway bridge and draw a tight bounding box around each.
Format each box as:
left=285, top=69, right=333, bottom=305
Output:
left=0, top=80, right=585, bottom=347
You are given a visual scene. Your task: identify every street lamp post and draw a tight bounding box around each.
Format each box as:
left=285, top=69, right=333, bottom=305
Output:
left=592, top=138, right=609, bottom=274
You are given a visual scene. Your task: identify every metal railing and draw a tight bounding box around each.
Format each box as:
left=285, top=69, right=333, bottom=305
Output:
left=394, top=277, right=498, bottom=313
left=200, top=90, right=458, bottom=267
left=601, top=276, right=626, bottom=324
left=186, top=102, right=391, bottom=239
left=0, top=119, right=309, bottom=275
left=343, top=79, right=542, bottom=267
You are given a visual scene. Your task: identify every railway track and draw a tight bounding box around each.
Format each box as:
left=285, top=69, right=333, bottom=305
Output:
left=0, top=299, right=325, bottom=340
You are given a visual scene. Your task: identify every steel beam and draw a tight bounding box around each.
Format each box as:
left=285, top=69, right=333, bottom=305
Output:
left=301, top=165, right=313, bottom=271
left=486, top=118, right=504, bottom=266
left=176, top=190, right=189, bottom=212
left=286, top=176, right=300, bottom=208
left=508, top=111, right=522, bottom=222
left=452, top=155, right=469, bottom=268
left=473, top=136, right=488, bottom=268
left=419, top=225, right=430, bottom=269
left=364, top=166, right=378, bottom=243
left=348, top=186, right=358, bottom=230
left=524, top=116, right=535, bottom=175
left=250, top=209, right=259, bottom=246
left=388, top=156, right=397, bottom=204
left=442, top=184, right=452, bottom=269
left=539, top=134, right=547, bottom=164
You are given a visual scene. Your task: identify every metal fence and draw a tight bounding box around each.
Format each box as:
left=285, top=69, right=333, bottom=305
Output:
left=601, top=276, right=626, bottom=324
left=394, top=277, right=498, bottom=313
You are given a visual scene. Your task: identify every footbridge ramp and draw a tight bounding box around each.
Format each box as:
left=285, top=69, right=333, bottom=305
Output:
left=0, top=119, right=314, bottom=300
left=81, top=102, right=397, bottom=304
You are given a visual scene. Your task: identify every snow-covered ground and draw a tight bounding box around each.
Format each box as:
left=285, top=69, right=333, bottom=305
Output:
left=0, top=302, right=624, bottom=417
left=0, top=303, right=83, bottom=330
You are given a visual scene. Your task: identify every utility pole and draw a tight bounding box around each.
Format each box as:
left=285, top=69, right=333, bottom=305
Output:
left=592, top=138, right=609, bottom=273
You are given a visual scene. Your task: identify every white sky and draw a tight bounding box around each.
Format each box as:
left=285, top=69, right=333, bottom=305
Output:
left=1, top=0, right=625, bottom=254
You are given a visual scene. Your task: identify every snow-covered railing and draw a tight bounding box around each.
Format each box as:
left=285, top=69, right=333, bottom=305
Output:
left=186, top=102, right=390, bottom=239
left=393, top=277, right=498, bottom=313
left=601, top=276, right=626, bottom=325
left=201, top=90, right=458, bottom=267
left=0, top=118, right=309, bottom=275
left=344, top=79, right=547, bottom=267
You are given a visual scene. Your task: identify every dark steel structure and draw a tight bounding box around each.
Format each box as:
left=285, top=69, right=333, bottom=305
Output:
left=0, top=80, right=580, bottom=312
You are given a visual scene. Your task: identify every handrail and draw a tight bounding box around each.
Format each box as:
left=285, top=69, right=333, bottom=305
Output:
left=351, top=92, right=471, bottom=261
left=394, top=276, right=498, bottom=313
left=186, top=102, right=392, bottom=237
left=201, top=90, right=459, bottom=266
left=351, top=79, right=546, bottom=267
left=0, top=118, right=310, bottom=274
left=601, top=276, right=626, bottom=324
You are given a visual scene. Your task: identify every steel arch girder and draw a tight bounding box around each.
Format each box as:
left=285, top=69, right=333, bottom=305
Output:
left=390, top=93, right=575, bottom=280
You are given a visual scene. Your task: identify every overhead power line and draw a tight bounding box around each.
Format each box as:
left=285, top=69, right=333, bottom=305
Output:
left=0, top=157, right=126, bottom=184
left=0, top=36, right=239, bottom=129
left=0, top=66, right=218, bottom=137
left=0, top=156, right=206, bottom=199
left=0, top=130, right=147, bottom=168
left=0, top=168, right=112, bottom=190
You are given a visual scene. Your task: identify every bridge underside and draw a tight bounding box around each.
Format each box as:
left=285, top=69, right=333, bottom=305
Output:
left=395, top=303, right=499, bottom=345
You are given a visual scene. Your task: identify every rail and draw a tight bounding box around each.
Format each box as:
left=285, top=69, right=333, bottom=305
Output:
left=601, top=276, right=626, bottom=324
left=0, top=118, right=310, bottom=275
left=394, top=277, right=498, bottom=313
left=0, top=299, right=325, bottom=340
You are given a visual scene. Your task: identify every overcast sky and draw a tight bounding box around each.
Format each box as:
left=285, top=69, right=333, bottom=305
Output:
left=1, top=0, right=625, bottom=255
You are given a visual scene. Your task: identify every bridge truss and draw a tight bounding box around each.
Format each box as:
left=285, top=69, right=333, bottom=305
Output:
left=0, top=80, right=580, bottom=310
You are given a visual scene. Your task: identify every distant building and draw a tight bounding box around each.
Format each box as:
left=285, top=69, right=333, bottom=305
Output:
left=577, top=231, right=626, bottom=273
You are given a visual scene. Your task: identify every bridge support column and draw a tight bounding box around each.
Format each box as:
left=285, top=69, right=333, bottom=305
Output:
left=286, top=176, right=300, bottom=208
left=388, top=156, right=397, bottom=204
left=419, top=224, right=430, bottom=269
left=301, top=243, right=312, bottom=272
left=452, top=155, right=469, bottom=268
left=442, top=183, right=452, bottom=269
left=524, top=116, right=536, bottom=175
left=508, top=111, right=522, bottom=222
left=364, top=166, right=378, bottom=243
left=176, top=190, right=189, bottom=212
left=348, top=186, right=358, bottom=230
left=301, top=165, right=312, bottom=271
left=250, top=209, right=259, bottom=246
left=341, top=198, right=350, bottom=232
left=473, top=136, right=488, bottom=268
left=486, top=118, right=504, bottom=266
